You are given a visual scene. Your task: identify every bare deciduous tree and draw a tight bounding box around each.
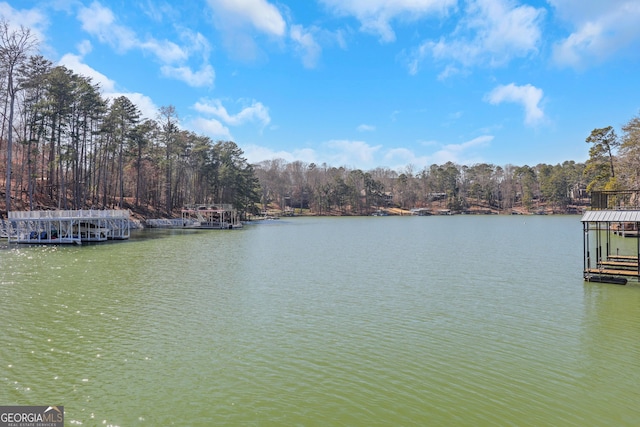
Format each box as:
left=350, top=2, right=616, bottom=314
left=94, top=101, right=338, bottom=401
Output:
left=0, top=19, right=37, bottom=212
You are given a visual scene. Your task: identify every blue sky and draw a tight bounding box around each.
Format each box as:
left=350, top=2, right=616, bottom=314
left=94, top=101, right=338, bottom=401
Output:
left=4, top=0, right=640, bottom=171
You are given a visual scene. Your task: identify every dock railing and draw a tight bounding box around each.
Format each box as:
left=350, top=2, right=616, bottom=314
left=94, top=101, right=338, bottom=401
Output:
left=590, top=190, right=640, bottom=210
left=182, top=204, right=234, bottom=211
left=8, top=209, right=130, bottom=220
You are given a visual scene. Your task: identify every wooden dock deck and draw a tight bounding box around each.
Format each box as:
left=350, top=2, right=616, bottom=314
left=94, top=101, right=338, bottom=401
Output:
left=606, top=255, right=638, bottom=262
left=586, top=268, right=640, bottom=277
left=598, top=260, right=639, bottom=269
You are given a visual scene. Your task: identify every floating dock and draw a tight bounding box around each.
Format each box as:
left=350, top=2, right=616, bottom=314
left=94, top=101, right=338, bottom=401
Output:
left=6, top=209, right=130, bottom=244
left=582, top=190, right=640, bottom=285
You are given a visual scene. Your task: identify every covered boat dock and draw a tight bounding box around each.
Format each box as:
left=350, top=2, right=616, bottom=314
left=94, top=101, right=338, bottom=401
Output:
left=181, top=204, right=242, bottom=229
left=5, top=209, right=130, bottom=244
left=582, top=190, right=640, bottom=285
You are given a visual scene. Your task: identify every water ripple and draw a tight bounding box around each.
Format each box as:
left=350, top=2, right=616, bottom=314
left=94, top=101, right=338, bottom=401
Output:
left=2, top=217, right=640, bottom=425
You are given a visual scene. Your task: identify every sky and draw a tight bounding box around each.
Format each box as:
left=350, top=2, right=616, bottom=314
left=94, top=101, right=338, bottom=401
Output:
left=3, top=0, right=640, bottom=171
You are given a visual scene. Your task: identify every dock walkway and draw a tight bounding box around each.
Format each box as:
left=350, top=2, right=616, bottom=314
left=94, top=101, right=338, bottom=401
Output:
left=598, top=260, right=638, bottom=269
left=586, top=268, right=640, bottom=277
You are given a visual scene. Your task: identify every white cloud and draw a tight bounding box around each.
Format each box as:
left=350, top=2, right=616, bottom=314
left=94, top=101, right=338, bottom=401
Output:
left=207, top=0, right=286, bottom=37
left=76, top=1, right=212, bottom=87
left=326, top=139, right=382, bottom=168
left=428, top=135, right=493, bottom=165
left=241, top=139, right=385, bottom=170
left=320, top=0, right=456, bottom=43
left=77, top=2, right=136, bottom=52
left=436, top=64, right=465, bottom=80
left=140, top=38, right=189, bottom=64
left=381, top=136, right=490, bottom=168
left=375, top=135, right=492, bottom=169
left=58, top=51, right=116, bottom=92
left=77, top=2, right=187, bottom=60
left=140, top=0, right=175, bottom=23
left=206, top=1, right=342, bottom=67
left=206, top=0, right=286, bottom=62
left=242, top=145, right=295, bottom=164
left=76, top=39, right=92, bottom=56
left=384, top=147, right=431, bottom=169
left=357, top=124, right=376, bottom=132
left=0, top=2, right=48, bottom=45
left=240, top=135, right=492, bottom=171
left=161, top=64, right=215, bottom=87
left=291, top=148, right=320, bottom=164
left=241, top=145, right=319, bottom=165
left=444, top=134, right=493, bottom=151
left=194, top=99, right=271, bottom=128
left=58, top=47, right=159, bottom=119
left=441, top=110, right=464, bottom=127
left=189, top=117, right=233, bottom=141
left=107, top=92, right=159, bottom=120
left=290, top=24, right=322, bottom=69
left=240, top=140, right=383, bottom=170
left=485, top=83, right=545, bottom=126
left=180, top=29, right=212, bottom=62
left=551, top=0, right=640, bottom=68
left=408, top=0, right=544, bottom=74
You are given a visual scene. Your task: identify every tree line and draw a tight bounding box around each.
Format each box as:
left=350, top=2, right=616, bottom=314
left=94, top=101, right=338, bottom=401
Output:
left=0, top=21, right=260, bottom=217
left=253, top=114, right=640, bottom=216
left=253, top=159, right=583, bottom=215
left=2, top=21, right=639, bottom=218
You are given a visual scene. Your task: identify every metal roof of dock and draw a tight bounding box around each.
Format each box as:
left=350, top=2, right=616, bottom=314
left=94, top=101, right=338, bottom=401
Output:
left=581, top=210, right=640, bottom=222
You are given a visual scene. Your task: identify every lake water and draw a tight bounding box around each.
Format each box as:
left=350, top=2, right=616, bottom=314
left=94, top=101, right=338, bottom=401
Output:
left=1, top=215, right=640, bottom=426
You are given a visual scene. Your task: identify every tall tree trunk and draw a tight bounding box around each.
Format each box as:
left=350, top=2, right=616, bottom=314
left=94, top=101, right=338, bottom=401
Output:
left=5, top=84, right=15, bottom=211
left=135, top=143, right=142, bottom=207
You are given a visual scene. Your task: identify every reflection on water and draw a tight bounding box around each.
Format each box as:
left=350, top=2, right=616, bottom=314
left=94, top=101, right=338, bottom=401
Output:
left=1, top=216, right=640, bottom=426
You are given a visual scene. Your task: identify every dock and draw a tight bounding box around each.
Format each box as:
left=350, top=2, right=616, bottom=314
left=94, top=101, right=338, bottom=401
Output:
left=142, top=203, right=244, bottom=230
left=181, top=204, right=242, bottom=229
left=5, top=209, right=130, bottom=244
left=582, top=190, right=640, bottom=285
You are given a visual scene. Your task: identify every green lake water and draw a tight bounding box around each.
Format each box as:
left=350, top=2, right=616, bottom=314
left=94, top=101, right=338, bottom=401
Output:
left=1, top=215, right=640, bottom=426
